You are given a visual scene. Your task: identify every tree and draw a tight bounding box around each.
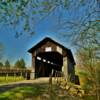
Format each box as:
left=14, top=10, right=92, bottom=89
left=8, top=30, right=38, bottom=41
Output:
left=76, top=25, right=100, bottom=100
left=5, top=60, right=10, bottom=68
left=14, top=58, right=26, bottom=69
left=20, top=58, right=26, bottom=69
left=0, top=0, right=99, bottom=39
left=77, top=48, right=100, bottom=99
left=0, top=62, right=3, bottom=68
left=14, top=60, right=20, bottom=68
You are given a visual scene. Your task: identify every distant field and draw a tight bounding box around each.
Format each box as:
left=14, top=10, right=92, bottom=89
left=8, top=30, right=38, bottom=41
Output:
left=0, top=76, right=25, bottom=84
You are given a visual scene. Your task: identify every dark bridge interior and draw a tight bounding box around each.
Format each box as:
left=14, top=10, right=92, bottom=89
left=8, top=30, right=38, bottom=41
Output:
left=35, top=52, right=63, bottom=78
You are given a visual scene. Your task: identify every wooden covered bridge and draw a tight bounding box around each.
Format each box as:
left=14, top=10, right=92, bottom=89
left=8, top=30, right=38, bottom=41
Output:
left=28, top=37, right=76, bottom=83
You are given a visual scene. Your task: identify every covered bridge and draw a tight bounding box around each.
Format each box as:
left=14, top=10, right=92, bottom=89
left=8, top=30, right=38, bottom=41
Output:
left=28, top=37, right=76, bottom=82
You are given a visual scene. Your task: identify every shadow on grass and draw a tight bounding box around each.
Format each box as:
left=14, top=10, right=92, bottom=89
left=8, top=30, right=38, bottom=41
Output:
left=0, top=83, right=49, bottom=100
left=0, top=82, right=95, bottom=100
left=0, top=83, right=48, bottom=93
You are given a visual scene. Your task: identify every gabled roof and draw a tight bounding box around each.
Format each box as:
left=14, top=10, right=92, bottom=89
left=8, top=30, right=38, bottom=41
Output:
left=28, top=37, right=69, bottom=53
left=28, top=37, right=76, bottom=64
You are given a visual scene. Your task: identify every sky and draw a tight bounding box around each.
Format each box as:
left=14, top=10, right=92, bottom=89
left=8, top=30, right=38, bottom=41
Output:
left=0, top=15, right=74, bottom=67
left=0, top=0, right=98, bottom=67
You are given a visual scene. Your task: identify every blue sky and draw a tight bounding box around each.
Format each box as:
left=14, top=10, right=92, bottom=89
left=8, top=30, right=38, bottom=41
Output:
left=0, top=15, right=74, bottom=67
left=0, top=0, right=98, bottom=67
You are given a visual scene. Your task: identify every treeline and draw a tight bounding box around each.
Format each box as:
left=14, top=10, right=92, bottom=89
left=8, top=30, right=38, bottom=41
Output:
left=0, top=58, right=26, bottom=69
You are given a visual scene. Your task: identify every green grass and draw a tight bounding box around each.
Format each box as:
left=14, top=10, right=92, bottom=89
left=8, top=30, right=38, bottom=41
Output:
left=0, top=84, right=84, bottom=100
left=0, top=76, right=24, bottom=84
left=0, top=84, right=49, bottom=100
left=0, top=83, right=96, bottom=100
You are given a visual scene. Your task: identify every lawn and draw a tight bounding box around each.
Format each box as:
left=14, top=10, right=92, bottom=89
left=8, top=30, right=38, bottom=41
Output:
left=0, top=76, right=25, bottom=85
left=0, top=78, right=96, bottom=100
left=0, top=84, right=83, bottom=100
left=0, top=84, right=52, bottom=100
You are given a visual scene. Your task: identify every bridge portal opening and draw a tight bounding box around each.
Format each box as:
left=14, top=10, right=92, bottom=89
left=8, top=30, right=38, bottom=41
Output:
left=35, top=52, right=63, bottom=78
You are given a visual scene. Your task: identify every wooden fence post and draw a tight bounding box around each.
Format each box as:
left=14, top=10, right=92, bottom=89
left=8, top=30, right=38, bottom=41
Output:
left=14, top=72, right=16, bottom=81
left=25, top=71, right=27, bottom=80
left=6, top=73, right=8, bottom=81
left=20, top=72, right=23, bottom=80
left=49, top=74, right=52, bottom=92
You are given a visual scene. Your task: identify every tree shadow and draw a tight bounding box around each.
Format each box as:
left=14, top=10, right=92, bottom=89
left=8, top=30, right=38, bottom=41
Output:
left=0, top=82, right=48, bottom=94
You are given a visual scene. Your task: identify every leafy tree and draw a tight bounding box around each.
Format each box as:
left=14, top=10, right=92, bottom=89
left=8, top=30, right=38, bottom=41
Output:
left=77, top=48, right=100, bottom=99
left=0, top=0, right=99, bottom=39
left=19, top=58, right=26, bottom=69
left=14, top=60, right=20, bottom=68
left=5, top=60, right=10, bottom=68
left=14, top=58, right=26, bottom=69
left=76, top=24, right=100, bottom=100
left=0, top=62, right=3, bottom=67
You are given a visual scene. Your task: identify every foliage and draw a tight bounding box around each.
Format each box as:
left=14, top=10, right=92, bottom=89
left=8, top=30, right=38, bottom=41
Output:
left=4, top=60, right=10, bottom=68
left=76, top=28, right=100, bottom=99
left=75, top=21, right=100, bottom=49
left=20, top=59, right=26, bottom=68
left=0, top=62, right=3, bottom=67
left=14, top=58, right=26, bottom=69
left=0, top=0, right=99, bottom=39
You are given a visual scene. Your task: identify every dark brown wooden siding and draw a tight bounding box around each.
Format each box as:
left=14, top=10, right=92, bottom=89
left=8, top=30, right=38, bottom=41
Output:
left=32, top=41, right=67, bottom=56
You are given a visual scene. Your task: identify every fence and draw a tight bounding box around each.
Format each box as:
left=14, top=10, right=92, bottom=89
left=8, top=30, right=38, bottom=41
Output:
left=49, top=69, right=65, bottom=86
left=48, top=69, right=84, bottom=97
left=0, top=68, right=31, bottom=81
